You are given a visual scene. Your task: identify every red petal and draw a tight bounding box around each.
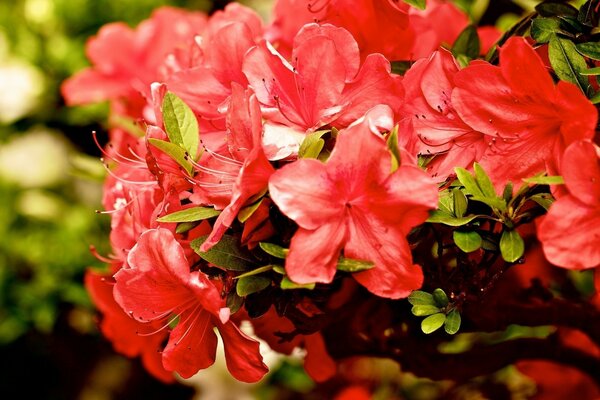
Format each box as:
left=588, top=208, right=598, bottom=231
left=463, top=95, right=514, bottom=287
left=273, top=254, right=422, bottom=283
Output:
left=303, top=333, right=337, bottom=382
left=562, top=141, right=600, bottom=207
left=217, top=320, right=269, bottom=382
left=286, top=222, right=348, bottom=284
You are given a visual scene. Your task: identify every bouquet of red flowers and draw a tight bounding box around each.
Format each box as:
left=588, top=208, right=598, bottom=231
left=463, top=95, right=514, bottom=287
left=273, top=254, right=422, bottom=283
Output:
left=63, top=0, right=600, bottom=397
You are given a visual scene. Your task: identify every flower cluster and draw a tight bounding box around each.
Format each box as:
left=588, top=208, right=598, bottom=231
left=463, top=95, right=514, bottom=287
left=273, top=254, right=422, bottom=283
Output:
left=63, top=0, right=600, bottom=392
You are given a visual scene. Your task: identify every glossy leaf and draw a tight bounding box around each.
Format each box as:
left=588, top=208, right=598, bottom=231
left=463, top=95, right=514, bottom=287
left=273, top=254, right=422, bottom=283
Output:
left=237, top=198, right=264, bottom=223
left=191, top=235, right=256, bottom=271
left=259, top=242, right=288, bottom=259
left=455, top=167, right=484, bottom=197
left=452, top=25, right=480, bottom=60
left=453, top=189, right=468, bottom=218
left=531, top=17, right=561, bottom=43
left=408, top=290, right=436, bottom=306
left=535, top=1, right=578, bottom=18
left=402, top=0, right=426, bottom=10
left=474, top=163, right=496, bottom=198
left=427, top=211, right=480, bottom=226
left=576, top=42, right=600, bottom=61
left=298, top=130, right=327, bottom=159
left=157, top=207, right=221, bottom=223
left=234, top=265, right=275, bottom=280
left=411, top=305, right=441, bottom=316
left=386, top=126, right=401, bottom=173
left=280, top=277, right=315, bottom=290
left=522, top=175, right=565, bottom=185
left=549, top=36, right=590, bottom=94
left=421, top=313, right=446, bottom=334
left=236, top=276, right=271, bottom=296
left=453, top=230, right=483, bottom=253
left=336, top=257, right=375, bottom=272
left=500, top=230, right=525, bottom=263
left=162, top=91, right=199, bottom=159
left=444, top=309, right=461, bottom=335
left=148, top=138, right=193, bottom=175
left=432, top=288, right=449, bottom=308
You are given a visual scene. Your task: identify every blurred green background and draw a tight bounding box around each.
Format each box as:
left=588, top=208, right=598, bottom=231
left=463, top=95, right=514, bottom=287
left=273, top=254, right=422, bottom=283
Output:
left=0, top=0, right=563, bottom=399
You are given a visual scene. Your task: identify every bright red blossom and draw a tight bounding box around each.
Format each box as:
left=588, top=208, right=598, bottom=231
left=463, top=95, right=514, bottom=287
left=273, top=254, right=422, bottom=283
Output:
left=113, top=228, right=268, bottom=381
left=269, top=108, right=439, bottom=299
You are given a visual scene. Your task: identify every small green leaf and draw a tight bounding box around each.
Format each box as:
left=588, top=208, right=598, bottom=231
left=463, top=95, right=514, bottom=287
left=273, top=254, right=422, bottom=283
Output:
left=148, top=138, right=193, bottom=175
left=236, top=276, right=271, bottom=297
left=576, top=42, right=600, bottom=61
left=500, top=230, right=525, bottom=263
left=444, top=309, right=461, bottom=335
left=453, top=230, right=482, bottom=253
left=452, top=189, right=468, bottom=218
left=469, top=196, right=507, bottom=211
left=157, top=206, right=221, bottom=223
left=280, top=277, right=315, bottom=290
left=438, top=190, right=454, bottom=215
left=234, top=265, right=275, bottom=280
left=427, top=211, right=480, bottom=226
left=390, top=61, right=413, bottom=76
left=455, top=167, right=484, bottom=197
left=408, top=290, right=436, bottom=306
left=473, top=163, right=496, bottom=198
left=162, top=92, right=200, bottom=159
left=535, top=1, right=578, bottom=18
left=259, top=242, right=288, bottom=259
left=432, top=288, right=449, bottom=308
left=502, top=182, right=514, bottom=203
left=337, top=257, right=375, bottom=272
left=522, top=175, right=565, bottom=185
left=175, top=221, right=197, bottom=234
left=591, top=90, right=600, bottom=104
left=421, top=313, right=446, bottom=334
left=549, top=36, right=590, bottom=94
left=226, top=291, right=244, bottom=314
left=452, top=25, right=480, bottom=60
left=530, top=193, right=554, bottom=210
left=401, top=0, right=426, bottom=10
left=272, top=266, right=286, bottom=274
left=411, top=305, right=441, bottom=316
left=578, top=0, right=599, bottom=27
left=531, top=17, right=561, bottom=44
left=580, top=67, right=600, bottom=76
left=237, top=198, right=264, bottom=223
left=386, top=126, right=401, bottom=172
left=299, top=130, right=327, bottom=159
left=191, top=235, right=256, bottom=271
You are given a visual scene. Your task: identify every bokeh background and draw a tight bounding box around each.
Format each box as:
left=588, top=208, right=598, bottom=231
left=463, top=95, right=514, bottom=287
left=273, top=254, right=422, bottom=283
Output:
left=0, top=1, right=553, bottom=399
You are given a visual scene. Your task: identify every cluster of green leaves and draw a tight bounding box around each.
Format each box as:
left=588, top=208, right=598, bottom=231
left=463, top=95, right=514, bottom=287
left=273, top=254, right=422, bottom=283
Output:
left=530, top=0, right=600, bottom=102
left=408, top=289, right=461, bottom=334
left=428, top=163, right=553, bottom=263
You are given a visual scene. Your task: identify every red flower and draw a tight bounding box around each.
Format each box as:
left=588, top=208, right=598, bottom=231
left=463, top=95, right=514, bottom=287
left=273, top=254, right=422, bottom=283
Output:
left=537, top=141, right=600, bottom=269
left=244, top=23, right=403, bottom=158
left=401, top=49, right=486, bottom=179
left=113, top=228, right=268, bottom=381
left=268, top=108, right=438, bottom=298
left=452, top=37, right=597, bottom=186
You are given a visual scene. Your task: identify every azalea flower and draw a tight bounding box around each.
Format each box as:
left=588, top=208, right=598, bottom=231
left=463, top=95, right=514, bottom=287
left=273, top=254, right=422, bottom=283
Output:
left=269, top=107, right=438, bottom=298
left=452, top=37, right=598, bottom=186
left=113, top=228, right=268, bottom=381
left=537, top=140, right=600, bottom=269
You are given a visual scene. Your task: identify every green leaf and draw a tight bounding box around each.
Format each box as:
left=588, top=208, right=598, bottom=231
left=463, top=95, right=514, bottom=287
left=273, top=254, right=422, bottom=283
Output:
left=386, top=126, right=401, bottom=172
left=236, top=276, right=271, bottom=297
left=162, top=92, right=200, bottom=159
left=452, top=189, right=468, bottom=218
left=432, top=288, right=449, bottom=308
left=453, top=230, right=483, bottom=253
left=157, top=206, right=220, bottom=223
left=272, top=266, right=286, bottom=274
left=191, top=235, right=256, bottom=271
left=576, top=42, right=600, bottom=61
left=473, top=163, right=496, bottom=198
left=502, top=182, right=514, bottom=203
left=455, top=167, right=484, bottom=197
left=234, top=265, right=275, bottom=280
left=280, top=277, right=315, bottom=290
left=421, top=313, right=446, bottom=334
left=401, top=0, right=426, bottom=10
left=259, top=242, right=288, bottom=259
left=298, top=130, right=327, bottom=159
left=408, top=290, right=436, bottom=306
left=549, top=36, right=590, bottom=94
left=390, top=60, right=413, bottom=76
left=580, top=67, right=600, bottom=76
left=452, top=25, right=480, bottom=59
left=530, top=193, right=554, bottom=210
left=337, top=257, right=375, bottom=272
left=438, top=190, right=454, bottom=215
left=226, top=291, right=244, bottom=314
left=148, top=138, right=193, bottom=175
left=175, top=221, right=197, bottom=234
left=237, top=198, right=264, bottom=223
left=411, top=305, right=441, bottom=316
left=522, top=175, right=565, bottom=185
left=578, top=0, right=600, bottom=27
left=444, top=309, right=461, bottom=335
left=500, top=230, right=525, bottom=263
left=535, top=1, right=578, bottom=18
left=531, top=17, right=561, bottom=43
left=591, top=90, right=600, bottom=104
left=427, top=210, right=480, bottom=226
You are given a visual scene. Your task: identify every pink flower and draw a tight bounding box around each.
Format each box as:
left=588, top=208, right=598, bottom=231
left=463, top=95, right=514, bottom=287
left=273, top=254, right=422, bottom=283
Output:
left=268, top=108, right=438, bottom=298
left=113, top=228, right=268, bottom=381
left=537, top=141, right=600, bottom=269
